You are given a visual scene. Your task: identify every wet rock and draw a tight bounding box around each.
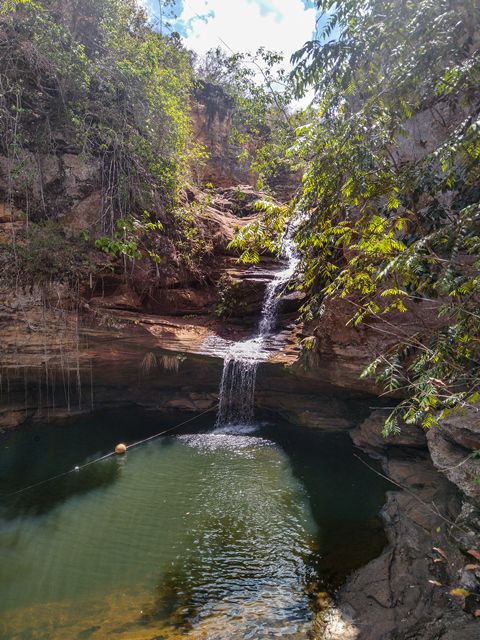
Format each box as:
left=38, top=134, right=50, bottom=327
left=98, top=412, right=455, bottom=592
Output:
left=0, top=407, right=33, bottom=431
left=260, top=397, right=356, bottom=430
left=278, top=290, right=306, bottom=314
left=314, top=592, right=359, bottom=639
left=216, top=275, right=267, bottom=318
left=165, top=391, right=217, bottom=413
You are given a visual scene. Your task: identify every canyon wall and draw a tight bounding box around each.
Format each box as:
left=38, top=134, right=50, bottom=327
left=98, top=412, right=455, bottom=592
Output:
left=0, top=69, right=479, bottom=640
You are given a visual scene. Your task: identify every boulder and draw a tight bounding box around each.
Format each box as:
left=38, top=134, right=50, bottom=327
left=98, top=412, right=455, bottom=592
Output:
left=351, top=409, right=427, bottom=456
left=62, top=191, right=102, bottom=234
left=0, top=407, right=33, bottom=431
left=338, top=455, right=479, bottom=639
left=427, top=404, right=480, bottom=507
left=0, top=152, right=61, bottom=201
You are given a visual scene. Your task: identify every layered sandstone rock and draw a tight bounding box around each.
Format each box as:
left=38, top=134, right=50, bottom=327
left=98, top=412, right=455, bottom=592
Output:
left=427, top=405, right=480, bottom=507
left=351, top=410, right=427, bottom=456
left=337, top=454, right=479, bottom=640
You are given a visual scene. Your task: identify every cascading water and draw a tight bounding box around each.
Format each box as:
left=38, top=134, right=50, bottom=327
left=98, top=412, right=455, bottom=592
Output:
left=216, top=224, right=300, bottom=427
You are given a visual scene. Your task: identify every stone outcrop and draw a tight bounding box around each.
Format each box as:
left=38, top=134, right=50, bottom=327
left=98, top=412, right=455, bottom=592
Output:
left=296, top=295, right=447, bottom=397
left=0, top=202, right=24, bottom=244
left=340, top=402, right=480, bottom=638
left=0, top=174, right=311, bottom=432
left=0, top=298, right=372, bottom=433
left=351, top=409, right=427, bottom=456
left=192, top=82, right=253, bottom=188
left=335, top=453, right=480, bottom=639
left=191, top=84, right=299, bottom=196
left=0, top=181, right=345, bottom=434
left=427, top=405, right=480, bottom=507
left=0, top=149, right=98, bottom=220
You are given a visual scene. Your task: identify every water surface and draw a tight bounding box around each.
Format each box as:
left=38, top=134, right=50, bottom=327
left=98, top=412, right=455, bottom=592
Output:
left=0, top=409, right=387, bottom=639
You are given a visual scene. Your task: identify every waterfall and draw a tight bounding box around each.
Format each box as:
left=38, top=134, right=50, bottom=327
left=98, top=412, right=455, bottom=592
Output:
left=216, top=225, right=299, bottom=427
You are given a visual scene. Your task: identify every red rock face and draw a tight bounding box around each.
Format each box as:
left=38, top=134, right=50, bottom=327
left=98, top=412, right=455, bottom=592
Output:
left=0, top=296, right=371, bottom=433
left=0, top=150, right=99, bottom=222
left=192, top=82, right=254, bottom=188
left=191, top=85, right=300, bottom=198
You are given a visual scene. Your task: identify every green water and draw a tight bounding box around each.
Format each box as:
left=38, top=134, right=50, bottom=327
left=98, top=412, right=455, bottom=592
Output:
left=0, top=410, right=388, bottom=639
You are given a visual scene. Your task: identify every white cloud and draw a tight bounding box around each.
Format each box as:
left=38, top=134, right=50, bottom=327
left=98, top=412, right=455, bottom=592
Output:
left=178, top=0, right=316, bottom=65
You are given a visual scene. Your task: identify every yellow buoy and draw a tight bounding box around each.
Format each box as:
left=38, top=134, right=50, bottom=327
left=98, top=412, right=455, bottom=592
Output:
left=115, top=443, right=127, bottom=455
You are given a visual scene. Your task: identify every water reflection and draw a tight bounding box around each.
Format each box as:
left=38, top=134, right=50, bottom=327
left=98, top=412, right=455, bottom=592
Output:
left=1, top=460, right=121, bottom=518
left=0, top=410, right=388, bottom=639
left=159, top=432, right=318, bottom=637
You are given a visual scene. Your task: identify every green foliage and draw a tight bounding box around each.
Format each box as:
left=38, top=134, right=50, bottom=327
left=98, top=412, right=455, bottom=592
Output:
left=196, top=47, right=304, bottom=189
left=5, top=220, right=92, bottom=284
left=95, top=212, right=162, bottom=263
left=0, top=0, right=193, bottom=231
left=247, top=0, right=480, bottom=432
left=228, top=200, right=290, bottom=263
left=299, top=0, right=480, bottom=432
left=229, top=187, right=249, bottom=217
left=169, top=195, right=214, bottom=273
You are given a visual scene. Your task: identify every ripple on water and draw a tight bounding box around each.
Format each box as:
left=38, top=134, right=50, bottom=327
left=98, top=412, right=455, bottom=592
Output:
left=0, top=410, right=389, bottom=640
left=176, top=431, right=272, bottom=454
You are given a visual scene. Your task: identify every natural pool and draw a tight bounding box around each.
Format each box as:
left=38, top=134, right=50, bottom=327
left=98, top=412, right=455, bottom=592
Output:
left=0, top=409, right=388, bottom=639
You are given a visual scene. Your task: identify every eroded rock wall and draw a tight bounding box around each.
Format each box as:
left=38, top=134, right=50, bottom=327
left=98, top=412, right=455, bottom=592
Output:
left=192, top=82, right=253, bottom=188
left=336, top=453, right=479, bottom=640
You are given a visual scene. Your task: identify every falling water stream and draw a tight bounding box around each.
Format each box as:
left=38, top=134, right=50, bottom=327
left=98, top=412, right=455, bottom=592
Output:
left=0, top=221, right=391, bottom=640
left=0, top=410, right=388, bottom=640
left=216, top=225, right=300, bottom=426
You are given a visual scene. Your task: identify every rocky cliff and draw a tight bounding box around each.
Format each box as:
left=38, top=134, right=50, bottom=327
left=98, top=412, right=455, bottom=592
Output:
left=1, top=40, right=479, bottom=640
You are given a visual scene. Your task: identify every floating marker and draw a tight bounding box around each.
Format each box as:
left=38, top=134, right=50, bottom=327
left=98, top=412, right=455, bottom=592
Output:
left=115, top=443, right=127, bottom=455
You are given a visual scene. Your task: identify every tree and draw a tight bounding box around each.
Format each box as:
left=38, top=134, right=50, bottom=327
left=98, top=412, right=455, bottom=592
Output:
left=0, top=0, right=193, bottom=232
left=235, top=0, right=480, bottom=433
left=195, top=46, right=304, bottom=190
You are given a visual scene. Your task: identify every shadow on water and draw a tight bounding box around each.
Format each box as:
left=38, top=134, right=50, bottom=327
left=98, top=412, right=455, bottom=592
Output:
left=259, top=418, right=390, bottom=590
left=0, top=407, right=196, bottom=518
left=0, top=408, right=391, bottom=639
left=0, top=460, right=121, bottom=519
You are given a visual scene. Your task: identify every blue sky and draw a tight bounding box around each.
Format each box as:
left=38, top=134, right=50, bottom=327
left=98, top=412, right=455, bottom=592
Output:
left=145, top=0, right=319, bottom=63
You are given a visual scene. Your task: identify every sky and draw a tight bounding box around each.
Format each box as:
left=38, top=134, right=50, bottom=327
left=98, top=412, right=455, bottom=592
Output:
left=145, top=0, right=319, bottom=65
